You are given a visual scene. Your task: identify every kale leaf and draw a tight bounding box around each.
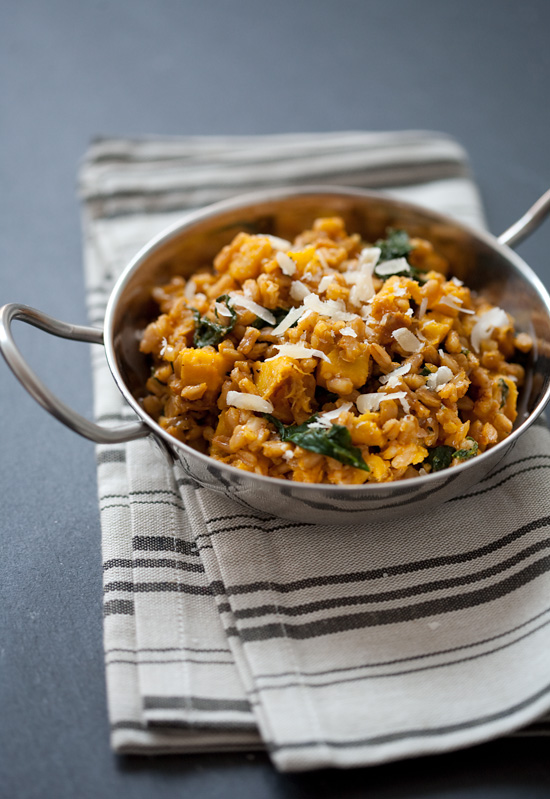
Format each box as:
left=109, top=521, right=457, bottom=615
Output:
left=425, top=437, right=480, bottom=471
left=374, top=228, right=426, bottom=284
left=376, top=229, right=412, bottom=263
left=453, top=437, right=479, bottom=461
left=499, top=378, right=509, bottom=408
left=425, top=445, right=455, bottom=472
left=193, top=294, right=237, bottom=348
left=264, top=414, right=370, bottom=472
left=314, top=385, right=340, bottom=407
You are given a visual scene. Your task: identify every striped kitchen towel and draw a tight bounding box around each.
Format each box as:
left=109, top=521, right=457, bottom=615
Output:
left=79, top=131, right=550, bottom=771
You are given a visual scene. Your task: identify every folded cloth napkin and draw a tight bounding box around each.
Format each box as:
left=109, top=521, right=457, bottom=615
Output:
left=79, top=131, right=550, bottom=771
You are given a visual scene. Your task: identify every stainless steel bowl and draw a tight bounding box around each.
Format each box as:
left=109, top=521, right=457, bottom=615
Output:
left=2, top=186, right=550, bottom=523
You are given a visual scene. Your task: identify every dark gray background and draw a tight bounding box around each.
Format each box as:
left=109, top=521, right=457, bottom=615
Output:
left=2, top=1, right=550, bottom=797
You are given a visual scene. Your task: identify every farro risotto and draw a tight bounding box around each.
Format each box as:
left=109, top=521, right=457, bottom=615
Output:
left=139, top=217, right=533, bottom=484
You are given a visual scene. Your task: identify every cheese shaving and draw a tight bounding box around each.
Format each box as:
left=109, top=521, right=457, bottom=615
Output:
left=276, top=251, right=297, bottom=276
left=290, top=281, right=311, bottom=302
left=159, top=337, right=175, bottom=358
left=438, top=295, right=464, bottom=313
left=418, top=297, right=428, bottom=318
left=264, top=234, right=291, bottom=251
left=343, top=248, right=377, bottom=305
left=392, top=327, right=423, bottom=353
left=311, top=402, right=354, bottom=429
left=426, top=366, right=454, bottom=391
left=356, top=391, right=408, bottom=413
left=316, top=250, right=329, bottom=270
left=471, top=307, right=509, bottom=351
left=214, top=301, right=233, bottom=319
left=340, top=326, right=357, bottom=338
left=358, top=246, right=381, bottom=268
left=375, top=257, right=410, bottom=277
left=271, top=306, right=305, bottom=336
left=266, top=343, right=330, bottom=362
left=184, top=279, right=196, bottom=300
left=318, top=274, right=335, bottom=293
left=379, top=362, right=411, bottom=385
left=302, top=293, right=358, bottom=322
left=226, top=391, right=274, bottom=413
left=229, top=294, right=276, bottom=324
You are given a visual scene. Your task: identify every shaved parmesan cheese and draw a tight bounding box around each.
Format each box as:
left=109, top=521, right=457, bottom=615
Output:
left=438, top=295, right=464, bottom=313
left=226, top=391, right=274, bottom=413
left=375, top=257, right=410, bottom=277
left=276, top=251, right=297, bottom=276
left=322, top=402, right=353, bottom=419
left=471, top=307, right=509, bottom=351
left=400, top=395, right=411, bottom=413
left=312, top=402, right=354, bottom=428
left=451, top=276, right=464, bottom=286
left=302, top=293, right=358, bottom=322
left=271, top=306, right=305, bottom=336
left=266, top=343, right=330, bottom=362
left=159, top=337, right=175, bottom=358
left=214, top=301, right=233, bottom=319
left=392, top=327, right=423, bottom=353
left=340, top=326, right=357, bottom=338
left=290, top=281, right=311, bottom=302
left=316, top=250, right=329, bottom=270
left=350, top=276, right=375, bottom=306
left=229, top=294, right=276, bottom=324
left=357, top=391, right=407, bottom=413
left=361, top=305, right=374, bottom=322
left=318, top=274, right=335, bottom=293
left=358, top=246, right=381, bottom=268
left=184, top=279, right=196, bottom=300
left=264, top=234, right=291, bottom=251
left=418, top=297, right=428, bottom=318
left=379, top=362, right=411, bottom=385
left=426, top=366, right=454, bottom=391
left=343, top=248, right=377, bottom=305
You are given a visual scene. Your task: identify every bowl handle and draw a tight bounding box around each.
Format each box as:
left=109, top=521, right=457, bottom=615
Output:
left=498, top=188, right=550, bottom=248
left=0, top=303, right=150, bottom=444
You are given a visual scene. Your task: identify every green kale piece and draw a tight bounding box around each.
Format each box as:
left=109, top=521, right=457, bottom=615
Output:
left=374, top=228, right=426, bottom=283
left=425, top=438, right=480, bottom=472
left=192, top=294, right=237, bottom=348
left=376, top=229, right=412, bottom=263
left=453, top=437, right=479, bottom=461
left=264, top=414, right=370, bottom=472
left=425, top=445, right=455, bottom=472
left=499, top=378, right=509, bottom=408
left=314, top=386, right=340, bottom=407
